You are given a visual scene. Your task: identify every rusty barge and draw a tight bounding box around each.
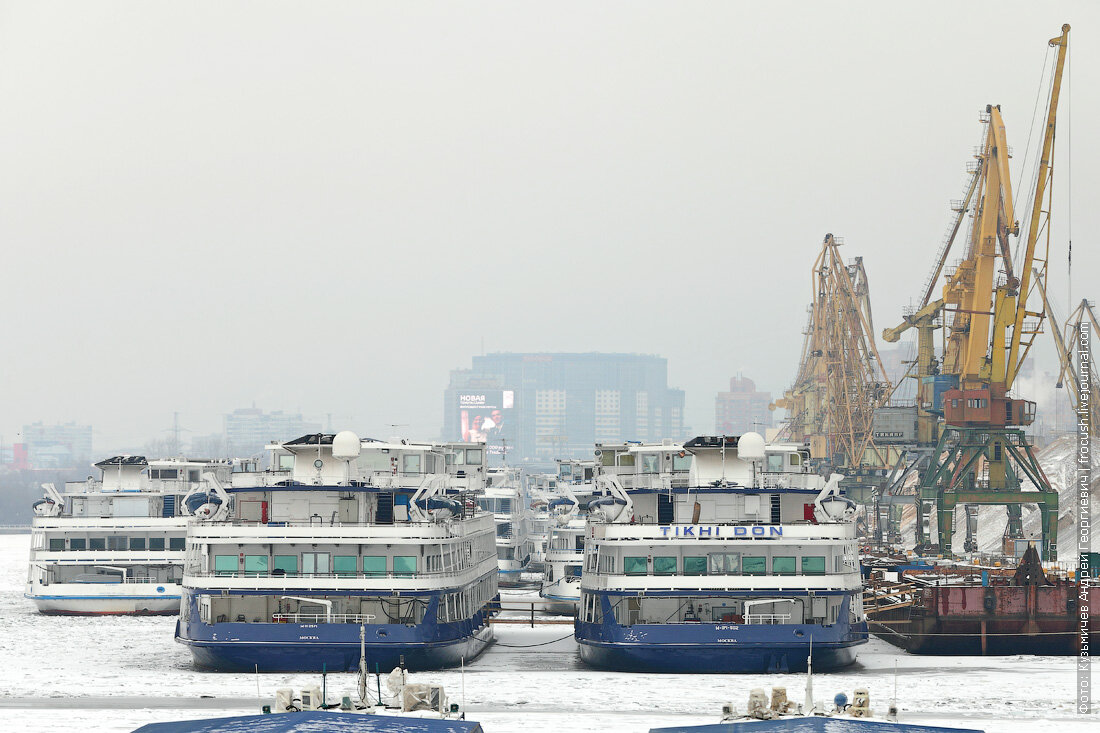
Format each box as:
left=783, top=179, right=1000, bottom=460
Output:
left=863, top=547, right=1094, bottom=655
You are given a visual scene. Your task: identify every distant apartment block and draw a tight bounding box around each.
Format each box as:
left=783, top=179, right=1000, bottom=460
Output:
left=225, top=408, right=321, bottom=457
left=444, top=352, right=686, bottom=464
left=715, top=376, right=773, bottom=436
left=21, top=421, right=93, bottom=469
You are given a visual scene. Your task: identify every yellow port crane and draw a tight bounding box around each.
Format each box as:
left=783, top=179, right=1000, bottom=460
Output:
left=774, top=234, right=895, bottom=499
left=889, top=24, right=1071, bottom=559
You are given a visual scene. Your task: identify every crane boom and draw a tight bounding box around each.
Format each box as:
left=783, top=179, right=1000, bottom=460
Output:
left=1005, top=24, right=1070, bottom=388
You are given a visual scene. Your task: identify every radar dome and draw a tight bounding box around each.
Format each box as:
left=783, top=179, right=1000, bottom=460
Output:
left=737, top=432, right=766, bottom=460
left=332, top=430, right=362, bottom=460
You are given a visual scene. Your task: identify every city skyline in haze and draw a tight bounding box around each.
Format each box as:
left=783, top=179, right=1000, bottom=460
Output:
left=1, top=2, right=1097, bottom=451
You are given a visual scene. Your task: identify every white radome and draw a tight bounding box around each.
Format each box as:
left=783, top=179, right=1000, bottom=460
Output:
left=737, top=431, right=766, bottom=460
left=331, top=430, right=362, bottom=459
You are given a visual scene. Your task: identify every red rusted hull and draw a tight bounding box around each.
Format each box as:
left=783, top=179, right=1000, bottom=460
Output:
left=869, top=581, right=1094, bottom=655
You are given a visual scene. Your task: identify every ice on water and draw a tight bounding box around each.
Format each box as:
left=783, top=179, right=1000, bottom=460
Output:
left=0, top=534, right=1089, bottom=732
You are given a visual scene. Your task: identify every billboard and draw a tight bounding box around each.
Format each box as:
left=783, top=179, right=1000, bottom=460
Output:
left=457, top=390, right=514, bottom=454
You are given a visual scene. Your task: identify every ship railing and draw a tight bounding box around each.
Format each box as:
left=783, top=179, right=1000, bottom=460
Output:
left=744, top=613, right=791, bottom=625
left=193, top=565, right=494, bottom=582
left=271, top=612, right=376, bottom=624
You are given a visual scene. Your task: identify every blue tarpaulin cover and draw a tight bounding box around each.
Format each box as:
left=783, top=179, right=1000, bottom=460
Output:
left=132, top=711, right=484, bottom=733
left=650, top=719, right=983, bottom=733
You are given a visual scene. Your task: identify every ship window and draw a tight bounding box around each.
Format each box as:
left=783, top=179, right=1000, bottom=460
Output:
left=766, top=454, right=784, bottom=472
left=653, top=556, right=677, bottom=575
left=273, top=555, right=298, bottom=575
left=683, top=556, right=707, bottom=575
left=244, top=555, right=269, bottom=574
left=790, top=454, right=802, bottom=466
left=708, top=553, right=740, bottom=575
left=302, top=552, right=330, bottom=574
left=129, top=537, right=146, bottom=551
left=214, top=555, right=238, bottom=575
left=49, top=539, right=65, bottom=551
left=623, top=557, right=648, bottom=575
left=70, top=538, right=86, bottom=550
left=333, top=556, right=357, bottom=577
left=402, top=454, right=422, bottom=474
left=742, top=556, right=766, bottom=576
left=801, top=556, right=826, bottom=575
left=465, top=448, right=483, bottom=465
left=394, top=556, right=417, bottom=577
left=772, top=556, right=796, bottom=575
left=89, top=538, right=106, bottom=550
left=149, top=537, right=165, bottom=551
left=499, top=498, right=512, bottom=513
left=107, top=536, right=128, bottom=551
left=642, top=455, right=659, bottom=474
left=362, top=556, right=386, bottom=577
left=169, top=537, right=186, bottom=551
left=617, top=454, right=635, bottom=467
left=568, top=564, right=581, bottom=578
left=672, top=455, right=692, bottom=471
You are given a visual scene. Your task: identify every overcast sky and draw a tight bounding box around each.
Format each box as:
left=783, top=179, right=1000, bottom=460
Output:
left=1, top=1, right=1097, bottom=451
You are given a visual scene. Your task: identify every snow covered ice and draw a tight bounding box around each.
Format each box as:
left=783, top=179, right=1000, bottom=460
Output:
left=0, top=534, right=1091, bottom=732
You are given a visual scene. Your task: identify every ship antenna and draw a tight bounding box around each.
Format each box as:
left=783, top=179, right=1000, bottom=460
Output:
left=804, top=635, right=814, bottom=715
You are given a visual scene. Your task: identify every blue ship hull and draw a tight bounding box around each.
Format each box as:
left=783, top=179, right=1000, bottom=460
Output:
left=176, top=589, right=498, bottom=672
left=575, top=594, right=867, bottom=673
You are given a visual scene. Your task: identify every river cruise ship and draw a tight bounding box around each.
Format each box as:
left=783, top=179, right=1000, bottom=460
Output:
left=175, top=432, right=498, bottom=672
left=574, top=433, right=867, bottom=673
left=26, top=456, right=231, bottom=615
left=478, top=467, right=533, bottom=586
left=539, top=459, right=598, bottom=614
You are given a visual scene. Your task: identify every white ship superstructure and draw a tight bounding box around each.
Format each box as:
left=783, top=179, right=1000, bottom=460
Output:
left=478, top=467, right=533, bottom=586
left=574, top=433, right=868, bottom=673
left=539, top=459, right=597, bottom=614
left=25, top=456, right=231, bottom=615
left=175, top=432, right=499, bottom=672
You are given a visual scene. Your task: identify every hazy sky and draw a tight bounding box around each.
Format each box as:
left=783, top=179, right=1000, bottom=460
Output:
left=1, top=1, right=1097, bottom=451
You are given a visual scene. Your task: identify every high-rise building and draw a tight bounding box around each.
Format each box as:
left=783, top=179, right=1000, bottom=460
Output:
left=21, top=422, right=93, bottom=469
left=715, top=376, right=773, bottom=436
left=444, top=353, right=685, bottom=464
left=224, top=408, right=321, bottom=457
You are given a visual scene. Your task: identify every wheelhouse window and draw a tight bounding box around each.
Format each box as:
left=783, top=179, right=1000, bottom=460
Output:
left=107, top=536, right=127, bottom=551
left=148, top=537, right=165, bottom=551
left=623, top=557, right=648, bottom=575
left=742, top=556, right=766, bottom=576
left=169, top=537, right=186, bottom=551
left=772, top=556, right=796, bottom=575
left=333, top=555, right=357, bottom=577
left=273, top=555, right=298, bottom=575
left=89, top=538, right=106, bottom=550
left=683, top=556, right=707, bottom=575
left=70, top=538, right=86, bottom=550
left=801, top=556, right=826, bottom=575
left=214, top=555, right=238, bottom=575
left=129, top=537, right=146, bottom=551
left=653, top=556, right=677, bottom=575
left=48, top=538, right=65, bottom=551
left=363, top=556, right=386, bottom=577
left=393, top=556, right=417, bottom=577
left=244, top=555, right=268, bottom=574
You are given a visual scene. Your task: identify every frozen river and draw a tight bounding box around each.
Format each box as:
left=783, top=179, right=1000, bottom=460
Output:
left=0, top=533, right=1090, bottom=732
